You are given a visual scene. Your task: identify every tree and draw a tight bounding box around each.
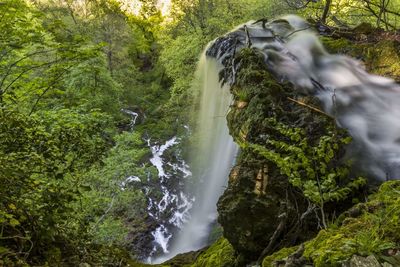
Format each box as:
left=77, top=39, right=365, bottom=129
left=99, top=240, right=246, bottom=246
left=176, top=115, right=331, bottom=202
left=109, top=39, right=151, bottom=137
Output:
left=0, top=107, right=111, bottom=264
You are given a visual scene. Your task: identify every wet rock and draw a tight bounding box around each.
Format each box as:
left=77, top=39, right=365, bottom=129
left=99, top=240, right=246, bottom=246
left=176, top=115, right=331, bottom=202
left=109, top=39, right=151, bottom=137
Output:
left=217, top=151, right=317, bottom=261
left=216, top=47, right=352, bottom=263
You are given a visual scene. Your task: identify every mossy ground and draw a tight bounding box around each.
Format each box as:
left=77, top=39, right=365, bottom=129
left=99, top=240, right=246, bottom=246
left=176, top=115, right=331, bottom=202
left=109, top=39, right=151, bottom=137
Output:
left=262, top=181, right=400, bottom=267
left=262, top=246, right=299, bottom=267
left=187, top=238, right=235, bottom=267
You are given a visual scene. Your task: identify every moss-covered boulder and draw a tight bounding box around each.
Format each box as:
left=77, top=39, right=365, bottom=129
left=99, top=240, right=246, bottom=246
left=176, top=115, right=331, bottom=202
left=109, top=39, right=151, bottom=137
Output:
left=128, top=238, right=234, bottom=267
left=216, top=48, right=364, bottom=264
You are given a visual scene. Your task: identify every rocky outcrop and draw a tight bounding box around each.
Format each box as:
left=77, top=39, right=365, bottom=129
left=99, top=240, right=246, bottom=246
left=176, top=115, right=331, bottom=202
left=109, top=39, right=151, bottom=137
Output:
left=215, top=21, right=400, bottom=266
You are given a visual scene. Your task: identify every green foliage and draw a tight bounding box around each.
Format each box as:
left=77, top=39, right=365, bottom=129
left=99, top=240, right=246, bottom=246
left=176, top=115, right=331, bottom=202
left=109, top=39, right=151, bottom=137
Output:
left=64, top=55, right=123, bottom=114
left=288, top=0, right=400, bottom=30
left=0, top=0, right=178, bottom=264
left=0, top=106, right=111, bottom=264
left=92, top=217, right=129, bottom=246
left=248, top=122, right=365, bottom=205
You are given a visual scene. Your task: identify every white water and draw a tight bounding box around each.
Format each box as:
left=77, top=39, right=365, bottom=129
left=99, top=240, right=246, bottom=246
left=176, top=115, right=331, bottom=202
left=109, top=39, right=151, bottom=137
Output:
left=150, top=137, right=178, bottom=180
left=209, top=15, right=400, bottom=180
left=121, top=108, right=139, bottom=129
left=153, top=53, right=238, bottom=263
left=120, top=175, right=141, bottom=190
left=146, top=136, right=194, bottom=261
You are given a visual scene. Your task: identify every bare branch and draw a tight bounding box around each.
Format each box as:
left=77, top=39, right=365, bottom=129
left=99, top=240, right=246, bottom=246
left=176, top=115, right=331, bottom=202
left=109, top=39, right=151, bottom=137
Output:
left=0, top=49, right=57, bottom=90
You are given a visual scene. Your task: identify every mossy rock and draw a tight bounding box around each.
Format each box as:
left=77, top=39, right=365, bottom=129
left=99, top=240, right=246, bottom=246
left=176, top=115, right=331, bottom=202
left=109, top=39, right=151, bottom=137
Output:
left=187, top=238, right=235, bottom=267
left=303, top=181, right=400, bottom=267
left=262, top=246, right=299, bottom=267
left=128, top=238, right=234, bottom=267
left=219, top=47, right=358, bottom=263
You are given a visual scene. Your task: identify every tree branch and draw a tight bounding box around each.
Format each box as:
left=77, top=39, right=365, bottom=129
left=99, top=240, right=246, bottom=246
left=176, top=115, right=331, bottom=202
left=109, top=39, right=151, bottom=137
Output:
left=287, top=97, right=334, bottom=119
left=0, top=49, right=57, bottom=90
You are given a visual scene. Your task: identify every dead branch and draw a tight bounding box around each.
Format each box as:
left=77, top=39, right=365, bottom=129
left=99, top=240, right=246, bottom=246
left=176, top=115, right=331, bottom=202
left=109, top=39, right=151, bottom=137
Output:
left=287, top=97, right=334, bottom=119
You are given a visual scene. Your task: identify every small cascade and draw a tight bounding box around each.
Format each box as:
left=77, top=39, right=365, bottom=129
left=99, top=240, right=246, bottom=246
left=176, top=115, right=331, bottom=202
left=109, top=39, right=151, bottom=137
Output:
left=121, top=108, right=139, bottom=129
left=152, top=52, right=238, bottom=263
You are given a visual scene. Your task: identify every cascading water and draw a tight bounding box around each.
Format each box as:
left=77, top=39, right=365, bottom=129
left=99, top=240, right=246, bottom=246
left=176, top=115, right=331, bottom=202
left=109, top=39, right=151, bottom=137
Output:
left=207, top=15, right=400, bottom=180
left=152, top=52, right=238, bottom=263
left=145, top=136, right=194, bottom=262
left=172, top=54, right=239, bottom=252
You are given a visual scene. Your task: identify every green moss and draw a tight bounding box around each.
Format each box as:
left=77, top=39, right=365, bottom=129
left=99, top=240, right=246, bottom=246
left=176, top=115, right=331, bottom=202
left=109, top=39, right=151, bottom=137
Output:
left=262, top=246, right=298, bottom=267
left=188, top=238, right=235, bottom=267
left=366, top=40, right=400, bottom=80
left=128, top=260, right=170, bottom=267
left=321, top=37, right=353, bottom=54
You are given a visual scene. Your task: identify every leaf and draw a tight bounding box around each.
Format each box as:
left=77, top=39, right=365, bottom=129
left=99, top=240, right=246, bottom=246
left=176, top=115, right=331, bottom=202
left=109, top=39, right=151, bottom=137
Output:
left=9, top=218, right=20, bottom=227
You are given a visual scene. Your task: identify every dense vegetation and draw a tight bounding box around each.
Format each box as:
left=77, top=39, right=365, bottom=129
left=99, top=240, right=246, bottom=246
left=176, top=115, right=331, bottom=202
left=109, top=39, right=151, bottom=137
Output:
left=0, top=0, right=399, bottom=266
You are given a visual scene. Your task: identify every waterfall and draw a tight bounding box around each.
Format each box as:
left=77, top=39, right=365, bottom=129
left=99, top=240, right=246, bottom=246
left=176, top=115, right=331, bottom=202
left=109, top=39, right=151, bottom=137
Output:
left=152, top=52, right=238, bottom=263
left=207, top=15, right=400, bottom=180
